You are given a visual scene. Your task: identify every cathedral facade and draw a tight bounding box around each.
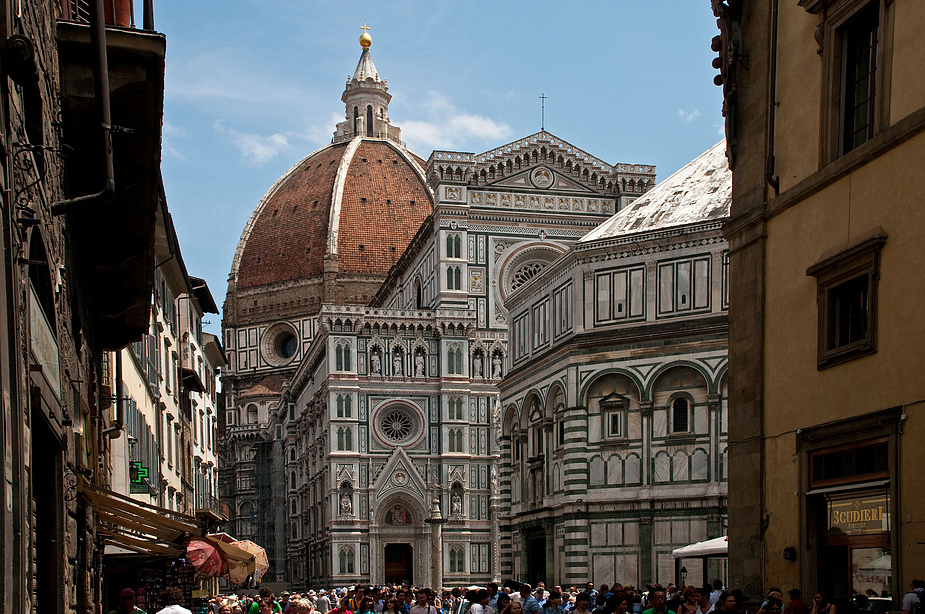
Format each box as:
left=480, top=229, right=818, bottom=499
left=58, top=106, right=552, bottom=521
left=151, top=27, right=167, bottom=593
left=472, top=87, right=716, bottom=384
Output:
left=220, top=32, right=656, bottom=589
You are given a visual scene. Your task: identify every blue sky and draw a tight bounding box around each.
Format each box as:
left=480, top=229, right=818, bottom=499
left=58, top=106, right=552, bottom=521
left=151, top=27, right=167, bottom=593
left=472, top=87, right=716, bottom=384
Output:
left=154, top=1, right=724, bottom=335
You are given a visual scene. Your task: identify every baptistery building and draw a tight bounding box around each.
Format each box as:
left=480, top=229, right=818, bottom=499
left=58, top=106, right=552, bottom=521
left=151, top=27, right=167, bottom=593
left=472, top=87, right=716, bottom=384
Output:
left=498, top=141, right=731, bottom=588
left=220, top=30, right=658, bottom=589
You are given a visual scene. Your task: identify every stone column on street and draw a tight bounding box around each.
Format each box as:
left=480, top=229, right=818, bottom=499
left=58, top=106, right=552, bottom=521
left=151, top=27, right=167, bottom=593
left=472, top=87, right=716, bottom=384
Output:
left=426, top=497, right=447, bottom=589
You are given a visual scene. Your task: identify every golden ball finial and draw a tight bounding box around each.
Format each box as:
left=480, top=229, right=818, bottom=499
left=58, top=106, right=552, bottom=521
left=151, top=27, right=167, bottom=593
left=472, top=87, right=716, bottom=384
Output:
left=359, top=23, right=372, bottom=49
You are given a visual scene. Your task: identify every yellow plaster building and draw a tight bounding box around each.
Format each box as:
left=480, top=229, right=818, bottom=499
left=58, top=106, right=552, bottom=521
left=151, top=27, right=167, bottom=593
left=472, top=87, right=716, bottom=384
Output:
left=719, top=0, right=925, bottom=603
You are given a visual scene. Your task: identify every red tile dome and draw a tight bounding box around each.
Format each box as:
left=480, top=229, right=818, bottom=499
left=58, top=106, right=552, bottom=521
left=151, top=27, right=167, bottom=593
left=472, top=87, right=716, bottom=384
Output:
left=230, top=137, right=433, bottom=293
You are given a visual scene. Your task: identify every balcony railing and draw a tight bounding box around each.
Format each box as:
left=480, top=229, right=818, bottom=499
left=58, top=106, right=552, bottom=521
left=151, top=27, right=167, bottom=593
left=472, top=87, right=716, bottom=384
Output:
left=60, top=0, right=155, bottom=31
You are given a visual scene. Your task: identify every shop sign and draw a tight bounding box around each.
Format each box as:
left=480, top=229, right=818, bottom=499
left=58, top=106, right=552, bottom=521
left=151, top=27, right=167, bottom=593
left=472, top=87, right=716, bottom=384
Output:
left=828, top=494, right=889, bottom=536
left=130, top=461, right=149, bottom=494
left=29, top=286, right=61, bottom=401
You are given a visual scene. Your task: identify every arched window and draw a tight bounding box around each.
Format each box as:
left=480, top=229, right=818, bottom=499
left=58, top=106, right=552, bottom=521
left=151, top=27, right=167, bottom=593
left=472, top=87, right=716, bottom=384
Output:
left=447, top=347, right=464, bottom=375
left=353, top=106, right=359, bottom=135
left=337, top=427, right=345, bottom=450
left=446, top=234, right=454, bottom=258
left=336, top=345, right=344, bottom=371
left=291, top=499, right=297, bottom=514
left=366, top=105, right=373, bottom=137
left=345, top=427, right=353, bottom=451
left=449, top=547, right=465, bottom=573
left=672, top=397, right=690, bottom=433
left=291, top=521, right=298, bottom=539
left=246, top=404, right=258, bottom=424
left=290, top=471, right=296, bottom=490
left=336, top=395, right=351, bottom=418
left=454, top=266, right=462, bottom=290
left=289, top=448, right=296, bottom=461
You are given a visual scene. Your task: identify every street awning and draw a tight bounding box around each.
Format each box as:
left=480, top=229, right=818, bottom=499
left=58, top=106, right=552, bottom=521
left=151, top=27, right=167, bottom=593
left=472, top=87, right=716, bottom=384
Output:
left=82, top=480, right=202, bottom=557
left=672, top=535, right=728, bottom=558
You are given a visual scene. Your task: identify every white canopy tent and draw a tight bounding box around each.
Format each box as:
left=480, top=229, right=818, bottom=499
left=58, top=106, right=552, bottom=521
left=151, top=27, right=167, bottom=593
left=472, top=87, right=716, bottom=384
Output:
left=672, top=536, right=728, bottom=587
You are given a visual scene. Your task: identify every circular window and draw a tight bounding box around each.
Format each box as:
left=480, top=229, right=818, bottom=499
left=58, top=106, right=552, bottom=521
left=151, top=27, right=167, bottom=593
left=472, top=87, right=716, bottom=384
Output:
left=381, top=410, right=413, bottom=441
left=261, top=322, right=299, bottom=366
left=372, top=403, right=425, bottom=448
left=278, top=333, right=297, bottom=358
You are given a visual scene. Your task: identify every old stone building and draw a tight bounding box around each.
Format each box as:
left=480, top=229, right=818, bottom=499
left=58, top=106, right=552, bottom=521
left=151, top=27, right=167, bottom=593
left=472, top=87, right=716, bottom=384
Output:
left=0, top=0, right=174, bottom=612
left=220, top=31, right=656, bottom=588
left=720, top=0, right=925, bottom=603
left=499, top=141, right=730, bottom=587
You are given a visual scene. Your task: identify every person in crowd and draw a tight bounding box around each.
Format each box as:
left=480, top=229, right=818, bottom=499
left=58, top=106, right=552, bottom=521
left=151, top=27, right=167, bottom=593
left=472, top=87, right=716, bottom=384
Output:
left=573, top=594, right=592, bottom=614
left=521, top=585, right=541, bottom=614
left=785, top=590, right=808, bottom=614
left=496, top=593, right=512, bottom=614
left=110, top=588, right=147, bottom=614
left=714, top=594, right=735, bottom=614
left=157, top=587, right=193, bottom=614
left=290, top=600, right=317, bottom=614
left=665, top=588, right=681, bottom=614
left=612, top=596, right=631, bottom=614
left=536, top=587, right=548, bottom=609
left=501, top=601, right=525, bottom=614
left=903, top=579, right=925, bottom=614
left=758, top=591, right=784, bottom=614
left=642, top=589, right=674, bottom=614
left=412, top=591, right=440, bottom=614
left=765, top=599, right=784, bottom=614
left=677, top=588, right=700, bottom=614
left=489, top=585, right=501, bottom=612
left=316, top=592, right=332, bottom=614
left=248, top=589, right=282, bottom=614
left=810, top=594, right=835, bottom=614
left=473, top=591, right=494, bottom=614
left=586, top=587, right=600, bottom=612
left=357, top=597, right=377, bottom=614
left=542, top=592, right=563, bottom=614
left=331, top=597, right=354, bottom=614
left=709, top=584, right=724, bottom=607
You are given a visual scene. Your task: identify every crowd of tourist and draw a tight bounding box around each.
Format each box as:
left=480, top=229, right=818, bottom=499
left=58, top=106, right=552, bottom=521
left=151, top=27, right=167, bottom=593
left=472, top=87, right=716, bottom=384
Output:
left=112, top=578, right=925, bottom=614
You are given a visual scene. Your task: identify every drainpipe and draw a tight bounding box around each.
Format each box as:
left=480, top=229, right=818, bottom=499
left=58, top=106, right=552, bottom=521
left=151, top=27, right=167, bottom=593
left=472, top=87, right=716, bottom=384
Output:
left=50, top=0, right=114, bottom=215
left=765, top=0, right=781, bottom=196
left=102, top=350, right=124, bottom=438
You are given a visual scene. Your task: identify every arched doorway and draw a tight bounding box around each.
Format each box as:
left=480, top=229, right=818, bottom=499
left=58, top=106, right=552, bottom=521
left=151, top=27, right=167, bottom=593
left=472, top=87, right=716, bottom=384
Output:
left=372, top=497, right=428, bottom=584
left=384, top=543, right=413, bottom=585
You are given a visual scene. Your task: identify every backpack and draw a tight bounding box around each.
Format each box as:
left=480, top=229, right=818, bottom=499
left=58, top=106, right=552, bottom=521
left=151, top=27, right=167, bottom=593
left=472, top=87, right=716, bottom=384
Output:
left=910, top=590, right=925, bottom=614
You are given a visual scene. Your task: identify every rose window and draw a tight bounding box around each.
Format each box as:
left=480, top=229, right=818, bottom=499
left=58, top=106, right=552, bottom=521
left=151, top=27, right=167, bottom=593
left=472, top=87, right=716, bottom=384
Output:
left=381, top=410, right=413, bottom=441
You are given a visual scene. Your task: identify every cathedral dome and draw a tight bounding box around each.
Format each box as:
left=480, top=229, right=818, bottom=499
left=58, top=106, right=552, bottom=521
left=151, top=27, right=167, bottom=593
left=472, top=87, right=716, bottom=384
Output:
left=231, top=138, right=432, bottom=290
left=226, top=35, right=433, bottom=325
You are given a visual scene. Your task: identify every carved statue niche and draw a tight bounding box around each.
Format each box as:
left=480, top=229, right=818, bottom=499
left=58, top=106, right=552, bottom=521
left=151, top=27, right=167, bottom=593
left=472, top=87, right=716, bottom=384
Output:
left=339, top=481, right=354, bottom=516
left=472, top=349, right=485, bottom=379
left=414, top=347, right=427, bottom=378
left=491, top=350, right=504, bottom=379
left=392, top=347, right=404, bottom=376
left=450, top=482, right=465, bottom=518
left=369, top=346, right=382, bottom=375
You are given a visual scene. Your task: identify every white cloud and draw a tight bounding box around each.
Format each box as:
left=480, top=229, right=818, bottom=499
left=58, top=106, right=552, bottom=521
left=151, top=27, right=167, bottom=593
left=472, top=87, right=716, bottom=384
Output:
left=163, top=121, right=188, bottom=138
left=402, top=91, right=512, bottom=150
left=215, top=121, right=290, bottom=166
left=678, top=108, right=703, bottom=123
left=162, top=121, right=188, bottom=160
